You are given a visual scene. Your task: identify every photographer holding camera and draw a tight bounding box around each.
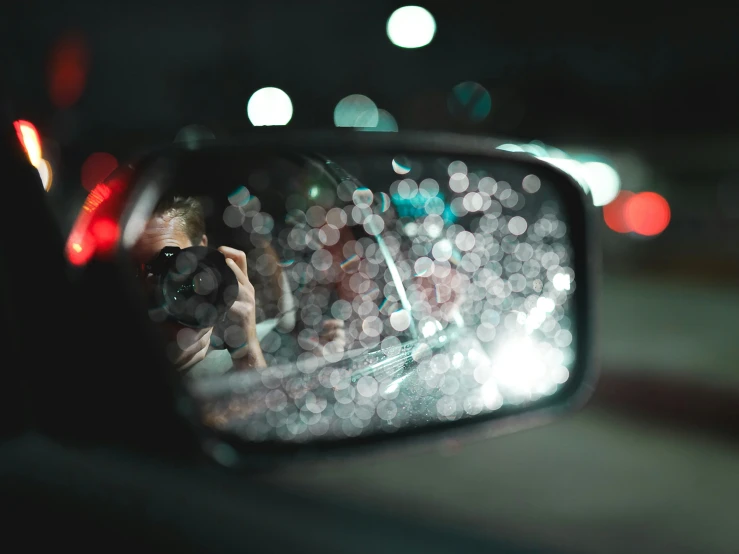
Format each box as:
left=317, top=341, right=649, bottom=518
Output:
left=131, top=195, right=267, bottom=373
left=131, top=193, right=347, bottom=377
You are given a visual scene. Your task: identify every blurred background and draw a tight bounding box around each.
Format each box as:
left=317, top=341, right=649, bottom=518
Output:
left=5, top=2, right=739, bottom=552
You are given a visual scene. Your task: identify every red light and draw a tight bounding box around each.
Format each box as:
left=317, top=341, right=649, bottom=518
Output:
left=90, top=218, right=120, bottom=252
left=81, top=152, right=118, bottom=192
left=82, top=182, right=112, bottom=212
left=66, top=233, right=95, bottom=267
left=13, top=121, right=25, bottom=149
left=66, top=182, right=123, bottom=266
left=48, top=33, right=89, bottom=109
left=625, top=192, right=671, bottom=236
left=603, top=191, right=634, bottom=233
left=13, top=120, right=42, bottom=167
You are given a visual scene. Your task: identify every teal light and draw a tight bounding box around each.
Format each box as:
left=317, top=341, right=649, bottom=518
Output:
left=334, top=94, right=379, bottom=127
left=360, top=109, right=398, bottom=132
left=448, top=82, right=492, bottom=122
left=391, top=192, right=456, bottom=224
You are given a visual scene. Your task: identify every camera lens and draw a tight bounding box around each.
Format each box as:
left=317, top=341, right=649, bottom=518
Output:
left=156, top=247, right=237, bottom=328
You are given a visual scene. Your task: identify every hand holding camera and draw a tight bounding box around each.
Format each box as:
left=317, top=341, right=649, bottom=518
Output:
left=145, top=245, right=265, bottom=371
left=215, top=245, right=267, bottom=370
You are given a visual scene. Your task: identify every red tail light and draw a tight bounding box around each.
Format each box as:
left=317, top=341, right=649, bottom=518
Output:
left=66, top=167, right=132, bottom=266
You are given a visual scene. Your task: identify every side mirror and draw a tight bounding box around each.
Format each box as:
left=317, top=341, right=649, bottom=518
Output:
left=67, top=131, right=599, bottom=465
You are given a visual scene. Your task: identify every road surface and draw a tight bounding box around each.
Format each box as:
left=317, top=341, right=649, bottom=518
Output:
left=263, top=275, right=739, bottom=554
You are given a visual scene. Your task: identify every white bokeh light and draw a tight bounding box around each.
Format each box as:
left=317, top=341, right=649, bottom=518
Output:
left=392, top=158, right=411, bottom=174
left=498, top=142, right=621, bottom=207
left=334, top=94, right=379, bottom=127
left=37, top=159, right=52, bottom=191
left=539, top=157, right=589, bottom=194
left=580, top=161, right=621, bottom=206
left=247, top=87, right=293, bottom=126
left=490, top=335, right=550, bottom=399
left=553, top=273, right=572, bottom=291
left=386, top=6, right=436, bottom=49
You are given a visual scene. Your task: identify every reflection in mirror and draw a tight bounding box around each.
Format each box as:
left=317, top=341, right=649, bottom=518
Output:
left=124, top=149, right=577, bottom=443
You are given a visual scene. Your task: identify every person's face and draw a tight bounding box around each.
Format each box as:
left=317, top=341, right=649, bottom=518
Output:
left=130, top=214, right=206, bottom=341
left=130, top=214, right=195, bottom=267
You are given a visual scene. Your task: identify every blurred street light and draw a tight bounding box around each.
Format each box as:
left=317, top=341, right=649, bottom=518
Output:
left=334, top=94, right=379, bottom=127
left=247, top=87, right=293, bottom=126
left=387, top=6, right=436, bottom=49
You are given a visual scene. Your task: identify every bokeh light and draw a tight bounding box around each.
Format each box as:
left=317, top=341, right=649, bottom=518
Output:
left=90, top=218, right=120, bottom=252
left=448, top=82, right=492, bottom=122
left=359, top=109, right=398, bottom=132
left=37, top=159, right=53, bottom=191
left=188, top=153, right=578, bottom=444
left=538, top=157, right=589, bottom=195
left=603, top=190, right=634, bottom=233
left=174, top=124, right=216, bottom=147
left=580, top=161, right=621, bottom=206
left=48, top=32, right=89, bottom=109
left=392, top=156, right=411, bottom=174
left=625, top=192, right=670, bottom=236
left=386, top=6, right=436, bottom=48
left=247, top=87, right=293, bottom=126
left=81, top=152, right=118, bottom=192
left=522, top=174, right=541, bottom=194
left=13, top=120, right=53, bottom=191
left=66, top=183, right=114, bottom=266
left=13, top=120, right=42, bottom=167
left=334, top=95, right=379, bottom=127
left=498, top=142, right=622, bottom=207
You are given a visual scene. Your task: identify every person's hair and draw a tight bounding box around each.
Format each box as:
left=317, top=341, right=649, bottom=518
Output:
left=152, top=195, right=206, bottom=246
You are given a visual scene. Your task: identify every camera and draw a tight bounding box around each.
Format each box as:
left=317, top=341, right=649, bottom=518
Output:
left=142, top=246, right=238, bottom=328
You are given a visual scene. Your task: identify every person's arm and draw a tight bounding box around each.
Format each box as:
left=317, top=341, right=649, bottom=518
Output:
left=168, top=326, right=213, bottom=371
left=218, top=246, right=267, bottom=370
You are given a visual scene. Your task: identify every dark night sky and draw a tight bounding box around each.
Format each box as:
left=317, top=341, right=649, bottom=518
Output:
left=5, top=2, right=739, bottom=144
left=4, top=0, right=739, bottom=232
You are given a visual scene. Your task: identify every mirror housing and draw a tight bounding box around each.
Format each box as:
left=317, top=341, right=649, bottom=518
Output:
left=63, top=131, right=599, bottom=466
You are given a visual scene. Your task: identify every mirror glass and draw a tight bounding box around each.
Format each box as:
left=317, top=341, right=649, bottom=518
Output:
left=124, top=147, right=579, bottom=443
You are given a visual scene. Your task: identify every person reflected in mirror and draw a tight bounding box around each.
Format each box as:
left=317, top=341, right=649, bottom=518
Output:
left=130, top=195, right=267, bottom=373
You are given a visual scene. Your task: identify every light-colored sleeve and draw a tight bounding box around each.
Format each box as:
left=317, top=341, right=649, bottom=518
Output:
left=187, top=348, right=234, bottom=379
left=187, top=319, right=282, bottom=379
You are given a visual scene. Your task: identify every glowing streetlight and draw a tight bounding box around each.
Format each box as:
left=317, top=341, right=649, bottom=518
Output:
left=387, top=6, right=436, bottom=49
left=247, top=87, right=293, bottom=126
